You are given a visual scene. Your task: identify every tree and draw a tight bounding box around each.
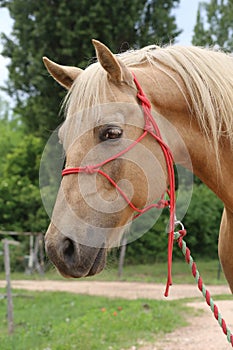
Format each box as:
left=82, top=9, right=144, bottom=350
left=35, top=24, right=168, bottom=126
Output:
left=0, top=134, right=48, bottom=232
left=182, top=184, right=223, bottom=259
left=125, top=210, right=170, bottom=264
left=137, top=0, right=181, bottom=47
left=192, top=0, right=233, bottom=51
left=0, top=0, right=181, bottom=138
left=123, top=183, right=223, bottom=264
left=0, top=97, right=23, bottom=174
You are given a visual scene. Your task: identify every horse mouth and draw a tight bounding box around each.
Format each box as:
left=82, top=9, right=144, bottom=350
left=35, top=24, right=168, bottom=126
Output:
left=45, top=236, right=107, bottom=278
left=58, top=251, right=106, bottom=278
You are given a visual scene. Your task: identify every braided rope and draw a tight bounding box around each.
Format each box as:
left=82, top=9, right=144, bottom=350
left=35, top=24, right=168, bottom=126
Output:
left=174, top=230, right=233, bottom=346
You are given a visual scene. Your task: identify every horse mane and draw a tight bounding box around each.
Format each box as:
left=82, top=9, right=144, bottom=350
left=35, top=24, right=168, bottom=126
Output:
left=65, top=45, right=233, bottom=156
left=122, top=45, right=233, bottom=153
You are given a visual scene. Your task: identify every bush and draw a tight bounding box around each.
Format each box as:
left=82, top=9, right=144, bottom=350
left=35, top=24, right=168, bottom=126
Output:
left=0, top=135, right=49, bottom=232
left=124, top=183, right=223, bottom=264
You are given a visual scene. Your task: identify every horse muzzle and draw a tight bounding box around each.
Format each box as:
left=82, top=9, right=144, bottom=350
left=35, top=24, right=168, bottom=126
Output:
left=44, top=224, right=107, bottom=278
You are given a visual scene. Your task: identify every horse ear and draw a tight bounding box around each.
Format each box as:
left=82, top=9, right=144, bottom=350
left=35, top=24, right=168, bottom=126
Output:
left=43, top=57, right=83, bottom=89
left=92, top=39, right=133, bottom=84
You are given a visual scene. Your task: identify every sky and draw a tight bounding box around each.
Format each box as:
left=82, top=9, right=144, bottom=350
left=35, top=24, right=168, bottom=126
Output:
left=0, top=0, right=206, bottom=99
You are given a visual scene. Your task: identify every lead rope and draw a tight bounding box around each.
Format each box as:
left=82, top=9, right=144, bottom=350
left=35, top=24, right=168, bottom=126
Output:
left=174, top=227, right=233, bottom=346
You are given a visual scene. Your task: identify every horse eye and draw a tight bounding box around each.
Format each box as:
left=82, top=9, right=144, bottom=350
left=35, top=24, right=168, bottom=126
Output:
left=99, top=126, right=123, bottom=141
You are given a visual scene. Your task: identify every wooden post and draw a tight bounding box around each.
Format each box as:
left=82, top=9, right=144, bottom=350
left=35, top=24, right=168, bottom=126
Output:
left=118, top=237, right=127, bottom=278
left=3, top=239, right=20, bottom=334
left=28, top=235, right=34, bottom=274
left=38, top=233, right=45, bottom=274
left=33, top=235, right=43, bottom=274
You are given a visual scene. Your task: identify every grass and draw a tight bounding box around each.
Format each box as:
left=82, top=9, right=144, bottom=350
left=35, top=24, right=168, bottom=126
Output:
left=0, top=260, right=229, bottom=349
left=0, top=290, right=190, bottom=350
left=0, top=259, right=227, bottom=286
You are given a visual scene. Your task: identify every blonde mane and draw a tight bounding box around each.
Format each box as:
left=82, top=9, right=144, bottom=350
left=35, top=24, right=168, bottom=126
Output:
left=65, top=45, right=233, bottom=155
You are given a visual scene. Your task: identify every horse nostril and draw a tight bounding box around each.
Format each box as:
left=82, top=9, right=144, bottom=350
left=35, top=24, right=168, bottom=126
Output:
left=63, top=238, right=76, bottom=264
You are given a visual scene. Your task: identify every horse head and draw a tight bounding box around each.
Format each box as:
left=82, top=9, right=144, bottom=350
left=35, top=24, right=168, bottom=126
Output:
left=43, top=40, right=170, bottom=278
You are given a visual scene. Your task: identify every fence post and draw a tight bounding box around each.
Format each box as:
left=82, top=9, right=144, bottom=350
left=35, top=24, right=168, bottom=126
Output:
left=28, top=235, right=34, bottom=274
left=38, top=233, right=45, bottom=274
left=3, top=239, right=20, bottom=334
left=118, top=237, right=127, bottom=278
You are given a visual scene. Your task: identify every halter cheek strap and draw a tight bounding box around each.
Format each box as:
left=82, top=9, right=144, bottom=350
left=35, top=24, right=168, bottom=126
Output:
left=62, top=73, right=176, bottom=297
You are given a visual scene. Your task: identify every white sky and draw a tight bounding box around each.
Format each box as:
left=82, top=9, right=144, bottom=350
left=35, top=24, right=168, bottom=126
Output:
left=0, top=0, right=206, bottom=99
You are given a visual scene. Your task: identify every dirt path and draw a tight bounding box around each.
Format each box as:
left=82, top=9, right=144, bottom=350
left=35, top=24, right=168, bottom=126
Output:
left=135, top=300, right=233, bottom=350
left=0, top=280, right=230, bottom=300
left=0, top=280, right=232, bottom=349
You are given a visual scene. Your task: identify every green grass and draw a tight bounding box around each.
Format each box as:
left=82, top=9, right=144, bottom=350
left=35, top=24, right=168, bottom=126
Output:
left=0, top=260, right=229, bottom=349
left=0, top=290, right=189, bottom=350
left=0, top=259, right=227, bottom=285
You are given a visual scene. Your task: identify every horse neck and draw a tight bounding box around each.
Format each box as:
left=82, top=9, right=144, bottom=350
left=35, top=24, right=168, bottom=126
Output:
left=133, top=65, right=233, bottom=211
left=185, top=137, right=233, bottom=211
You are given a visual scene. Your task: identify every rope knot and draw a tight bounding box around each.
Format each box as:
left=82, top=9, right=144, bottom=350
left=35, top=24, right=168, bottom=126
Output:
left=144, top=123, right=154, bottom=133
left=178, top=229, right=187, bottom=238
left=156, top=199, right=170, bottom=209
left=83, top=165, right=95, bottom=174
left=177, top=229, right=187, bottom=247
left=137, top=92, right=151, bottom=109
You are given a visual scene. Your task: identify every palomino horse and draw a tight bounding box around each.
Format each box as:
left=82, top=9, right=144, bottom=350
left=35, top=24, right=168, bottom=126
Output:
left=43, top=40, right=233, bottom=293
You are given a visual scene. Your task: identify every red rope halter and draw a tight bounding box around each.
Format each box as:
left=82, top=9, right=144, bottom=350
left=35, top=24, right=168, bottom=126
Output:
left=62, top=73, right=176, bottom=296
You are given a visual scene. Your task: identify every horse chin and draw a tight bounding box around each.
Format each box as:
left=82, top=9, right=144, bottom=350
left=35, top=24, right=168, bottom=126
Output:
left=45, top=227, right=107, bottom=278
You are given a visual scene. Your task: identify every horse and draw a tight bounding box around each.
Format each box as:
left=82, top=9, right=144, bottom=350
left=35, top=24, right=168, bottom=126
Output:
left=43, top=40, right=233, bottom=293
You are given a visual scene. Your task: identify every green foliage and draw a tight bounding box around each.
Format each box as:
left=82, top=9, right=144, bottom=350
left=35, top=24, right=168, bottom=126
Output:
left=137, top=0, right=181, bottom=47
left=192, top=0, right=233, bottom=50
left=0, top=99, right=45, bottom=240
left=125, top=183, right=223, bottom=264
left=125, top=210, right=170, bottom=264
left=0, top=0, right=181, bottom=137
left=0, top=291, right=187, bottom=350
left=0, top=134, right=49, bottom=232
left=0, top=98, right=23, bottom=173
left=182, top=183, right=223, bottom=259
